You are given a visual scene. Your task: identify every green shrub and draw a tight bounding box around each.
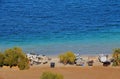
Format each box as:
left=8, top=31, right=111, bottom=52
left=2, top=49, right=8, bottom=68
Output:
left=18, top=54, right=29, bottom=70
left=112, top=48, right=120, bottom=66
left=59, top=54, right=67, bottom=64
left=3, top=47, right=30, bottom=69
left=59, top=51, right=76, bottom=64
left=112, top=61, right=118, bottom=66
left=4, top=48, right=18, bottom=67
left=40, top=71, right=63, bottom=79
left=0, top=52, right=4, bottom=67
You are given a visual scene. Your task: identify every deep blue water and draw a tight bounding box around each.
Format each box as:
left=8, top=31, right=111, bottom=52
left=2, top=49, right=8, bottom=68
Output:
left=0, top=0, right=120, bottom=55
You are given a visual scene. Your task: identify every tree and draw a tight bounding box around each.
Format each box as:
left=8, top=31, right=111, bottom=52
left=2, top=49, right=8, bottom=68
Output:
left=4, top=48, right=18, bottom=67
left=4, top=47, right=30, bottom=69
left=17, top=54, right=29, bottom=70
left=59, top=51, right=76, bottom=64
left=112, top=48, right=120, bottom=66
left=0, top=52, right=4, bottom=67
left=66, top=52, right=76, bottom=64
left=40, top=71, right=63, bottom=79
left=59, top=54, right=68, bottom=64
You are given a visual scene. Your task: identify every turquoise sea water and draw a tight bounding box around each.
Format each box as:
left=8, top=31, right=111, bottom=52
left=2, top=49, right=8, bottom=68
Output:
left=0, top=0, right=120, bottom=55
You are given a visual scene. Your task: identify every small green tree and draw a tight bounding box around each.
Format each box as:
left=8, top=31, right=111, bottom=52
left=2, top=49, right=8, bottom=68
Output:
left=3, top=47, right=30, bottom=69
left=4, top=48, right=18, bottom=67
left=40, top=71, right=63, bottom=79
left=18, top=55, right=29, bottom=70
left=112, top=48, right=120, bottom=66
left=59, top=54, right=67, bottom=64
left=59, top=51, right=76, bottom=64
left=66, top=52, right=76, bottom=64
left=13, top=47, right=30, bottom=70
left=0, top=52, right=4, bottom=67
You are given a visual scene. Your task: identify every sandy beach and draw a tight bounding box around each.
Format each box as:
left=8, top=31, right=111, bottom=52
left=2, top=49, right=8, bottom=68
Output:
left=0, top=55, right=120, bottom=79
left=0, top=66, right=120, bottom=79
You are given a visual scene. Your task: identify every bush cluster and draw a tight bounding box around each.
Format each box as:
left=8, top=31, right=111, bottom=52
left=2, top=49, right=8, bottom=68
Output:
left=0, top=53, right=4, bottom=67
left=0, top=47, right=29, bottom=70
left=59, top=51, right=76, bottom=64
left=40, top=71, right=63, bottom=79
left=112, top=48, right=120, bottom=66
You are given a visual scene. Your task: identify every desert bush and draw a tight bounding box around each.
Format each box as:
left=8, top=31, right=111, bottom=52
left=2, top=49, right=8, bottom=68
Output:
left=59, top=51, right=76, bottom=64
left=59, top=54, right=67, bottom=64
left=0, top=52, right=4, bottom=67
left=18, top=57, right=29, bottom=70
left=112, top=48, right=120, bottom=66
left=17, top=52, right=29, bottom=70
left=4, top=48, right=18, bottom=67
left=40, top=71, right=63, bottom=79
left=3, top=47, right=29, bottom=69
left=14, top=47, right=29, bottom=70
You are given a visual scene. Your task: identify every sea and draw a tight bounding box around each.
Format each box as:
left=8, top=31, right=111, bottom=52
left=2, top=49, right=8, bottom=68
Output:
left=0, top=0, right=120, bottom=55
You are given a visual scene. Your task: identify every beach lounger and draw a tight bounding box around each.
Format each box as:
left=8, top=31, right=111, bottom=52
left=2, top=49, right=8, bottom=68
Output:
left=98, top=54, right=111, bottom=66
left=103, top=61, right=111, bottom=66
left=75, top=58, right=85, bottom=66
